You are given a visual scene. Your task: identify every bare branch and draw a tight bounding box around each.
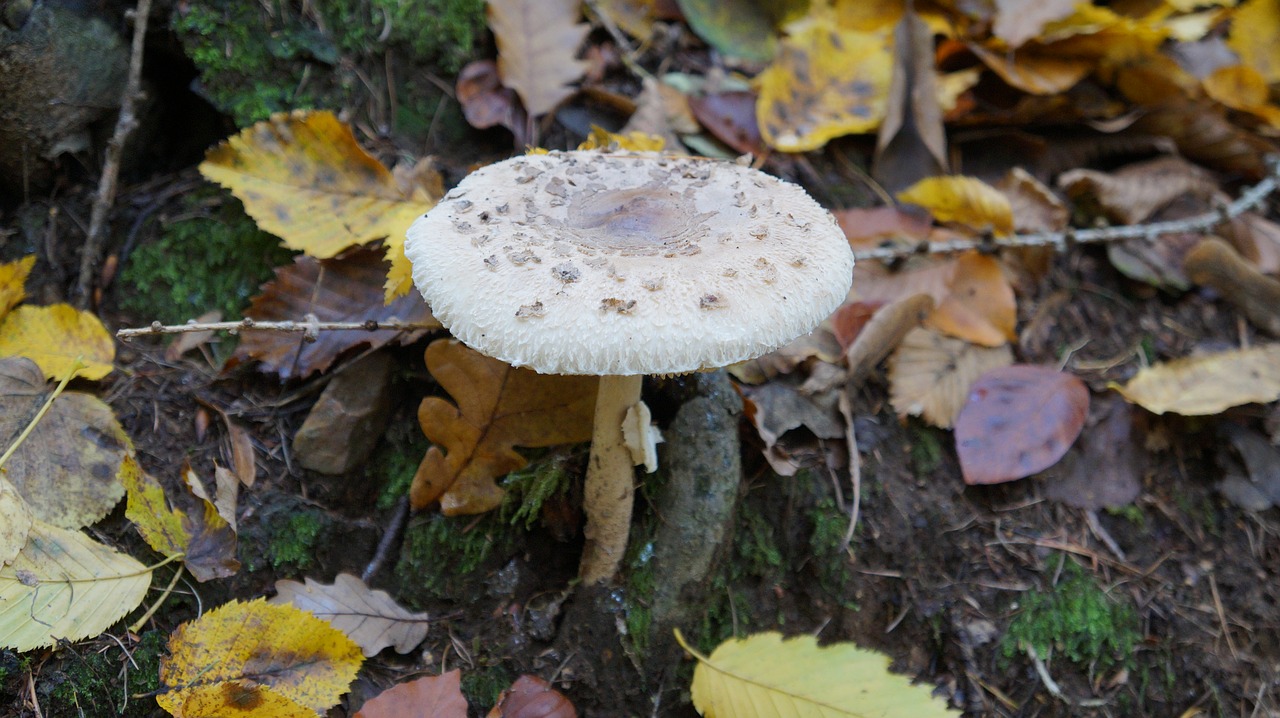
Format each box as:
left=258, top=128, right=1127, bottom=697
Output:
left=116, top=316, right=439, bottom=341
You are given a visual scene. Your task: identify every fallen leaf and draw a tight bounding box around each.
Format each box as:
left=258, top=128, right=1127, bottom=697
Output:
left=1215, top=423, right=1280, bottom=510
left=271, top=573, right=431, bottom=657
left=200, top=110, right=439, bottom=260
left=457, top=60, right=521, bottom=134
left=896, top=176, right=1014, bottom=236
left=576, top=125, right=665, bottom=152
left=1041, top=396, right=1145, bottom=510
left=726, top=326, right=842, bottom=384
left=1184, top=237, right=1280, bottom=337
left=1222, top=212, right=1280, bottom=275
left=888, top=327, right=1013, bottom=428
left=0, top=357, right=128, bottom=529
left=0, top=255, right=34, bottom=320
left=1111, top=344, right=1280, bottom=415
left=997, top=167, right=1068, bottom=234
left=967, top=41, right=1092, bottom=95
left=688, top=91, right=766, bottom=156
left=757, top=6, right=894, bottom=151
left=412, top=339, right=597, bottom=515
left=741, top=382, right=844, bottom=450
left=121, top=457, right=240, bottom=582
left=681, top=630, right=958, bottom=718
left=355, top=671, right=467, bottom=718
left=954, top=365, right=1089, bottom=485
left=0, top=303, right=114, bottom=380
left=188, top=463, right=239, bottom=532
left=595, top=0, right=658, bottom=40
left=678, top=0, right=803, bottom=63
left=843, top=294, right=935, bottom=383
left=1228, top=0, right=1280, bottom=83
left=620, top=77, right=698, bottom=152
left=834, top=206, right=932, bottom=248
left=225, top=417, right=257, bottom=487
left=0, top=520, right=151, bottom=651
left=489, top=0, right=590, bottom=117
left=1131, top=102, right=1274, bottom=178
left=873, top=9, right=947, bottom=192
left=164, top=310, right=222, bottom=362
left=158, top=600, right=363, bottom=717
left=229, top=247, right=439, bottom=380
left=1057, top=156, right=1217, bottom=226
left=992, top=0, right=1078, bottom=48
left=0, top=477, right=32, bottom=565
left=488, top=675, right=577, bottom=718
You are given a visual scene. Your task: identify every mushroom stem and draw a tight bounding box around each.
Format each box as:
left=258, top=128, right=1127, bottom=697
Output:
left=580, top=373, right=643, bottom=584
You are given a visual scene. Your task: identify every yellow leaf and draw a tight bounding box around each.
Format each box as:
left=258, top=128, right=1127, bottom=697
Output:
left=200, top=110, right=437, bottom=259
left=384, top=235, right=415, bottom=301
left=0, top=357, right=128, bottom=529
left=122, top=456, right=239, bottom=582
left=0, top=520, right=151, bottom=651
left=121, top=455, right=187, bottom=559
left=896, top=176, right=1014, bottom=236
left=1110, top=344, right=1280, bottom=415
left=410, top=339, right=597, bottom=515
left=0, top=255, right=34, bottom=321
left=0, top=477, right=32, bottom=566
left=757, top=7, right=893, bottom=151
left=0, top=303, right=114, bottom=380
left=578, top=125, right=666, bottom=152
left=1229, top=0, right=1280, bottom=83
left=1202, top=64, right=1280, bottom=128
left=158, top=599, right=363, bottom=717
left=679, top=630, right=958, bottom=717
left=888, top=327, right=1013, bottom=428
left=489, top=0, right=591, bottom=116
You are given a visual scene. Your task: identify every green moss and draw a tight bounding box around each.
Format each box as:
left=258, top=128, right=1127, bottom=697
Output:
left=1001, top=560, right=1141, bottom=670
left=908, top=424, right=944, bottom=476
left=500, top=458, right=571, bottom=530
left=370, top=426, right=430, bottom=511
left=808, top=497, right=855, bottom=600
left=733, top=501, right=783, bottom=582
left=173, top=0, right=484, bottom=126
left=45, top=631, right=165, bottom=717
left=460, top=664, right=512, bottom=709
left=1105, top=504, right=1146, bottom=529
left=394, top=512, right=516, bottom=605
left=268, top=511, right=324, bottom=571
left=119, top=192, right=293, bottom=325
left=623, top=539, right=656, bottom=655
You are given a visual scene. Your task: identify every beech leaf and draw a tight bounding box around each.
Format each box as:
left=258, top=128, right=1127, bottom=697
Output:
left=121, top=457, right=240, bottom=582
left=489, top=0, right=590, bottom=117
left=954, top=365, right=1090, bottom=485
left=199, top=110, right=440, bottom=261
left=271, top=573, right=431, bottom=657
left=0, top=520, right=151, bottom=651
left=488, top=675, right=577, bottom=718
left=888, top=327, right=1013, bottom=428
left=0, top=255, right=34, bottom=320
left=0, top=303, right=114, bottom=380
left=1110, top=344, right=1280, bottom=415
left=680, top=630, right=958, bottom=717
left=158, top=599, right=363, bottom=718
left=0, top=477, right=31, bottom=565
left=895, top=176, right=1014, bottom=237
left=411, top=339, right=597, bottom=515
left=355, top=671, right=467, bottom=718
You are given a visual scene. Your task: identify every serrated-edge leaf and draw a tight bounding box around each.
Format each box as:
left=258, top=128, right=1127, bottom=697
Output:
left=0, top=521, right=151, bottom=651
left=679, top=630, right=958, bottom=718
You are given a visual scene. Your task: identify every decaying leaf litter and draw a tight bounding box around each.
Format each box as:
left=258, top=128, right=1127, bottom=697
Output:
left=3, top=0, right=1280, bottom=716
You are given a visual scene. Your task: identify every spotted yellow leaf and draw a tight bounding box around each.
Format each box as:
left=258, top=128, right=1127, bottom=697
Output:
left=0, top=255, right=34, bottom=321
left=200, top=110, right=439, bottom=263
left=1111, top=344, right=1280, bottom=415
left=0, top=303, right=114, bottom=380
left=0, top=520, right=151, bottom=651
left=158, top=599, right=363, bottom=717
left=0, top=477, right=32, bottom=566
left=757, top=5, right=893, bottom=152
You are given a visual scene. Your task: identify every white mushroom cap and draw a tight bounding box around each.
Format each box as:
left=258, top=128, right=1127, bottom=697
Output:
left=405, top=150, right=854, bottom=375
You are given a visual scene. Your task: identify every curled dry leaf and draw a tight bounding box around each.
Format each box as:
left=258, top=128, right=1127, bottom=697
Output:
left=200, top=110, right=439, bottom=261
left=158, top=600, right=363, bottom=718
left=120, top=457, right=240, bottom=582
left=489, top=0, right=590, bottom=117
left=888, top=327, right=1014, bottom=428
left=354, top=670, right=467, bottom=718
left=0, top=303, right=114, bottom=380
left=954, top=365, right=1090, bottom=485
left=1111, top=343, right=1280, bottom=416
left=844, top=294, right=935, bottom=383
left=896, top=176, right=1014, bottom=236
left=229, top=247, right=439, bottom=380
left=1057, top=156, right=1216, bottom=226
left=0, top=255, right=34, bottom=319
left=967, top=41, right=1091, bottom=96
left=1131, top=102, right=1274, bottom=178
left=0, top=477, right=32, bottom=565
left=271, top=573, right=431, bottom=657
left=0, top=357, right=127, bottom=529
left=1183, top=238, right=1280, bottom=337
left=992, top=0, right=1078, bottom=48
left=412, top=339, right=597, bottom=515
left=488, top=675, right=577, bottom=718
left=457, top=60, right=520, bottom=133
left=757, top=6, right=893, bottom=152
left=0, top=520, right=151, bottom=651
left=997, top=167, right=1068, bottom=234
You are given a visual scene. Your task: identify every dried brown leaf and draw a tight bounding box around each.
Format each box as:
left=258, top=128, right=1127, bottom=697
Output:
left=355, top=671, right=467, bottom=718
left=1041, top=395, right=1144, bottom=510
left=873, top=9, right=947, bottom=192
left=411, top=340, right=597, bottom=515
left=457, top=60, right=521, bottom=136
left=229, top=247, right=439, bottom=380
left=1057, top=155, right=1217, bottom=225
left=271, top=573, right=430, bottom=657
left=844, top=294, right=935, bottom=383
left=888, top=327, right=1013, bottom=428
left=992, top=0, right=1078, bottom=48
left=488, top=675, right=576, bottom=718
left=490, top=0, right=591, bottom=117
left=1131, top=102, right=1276, bottom=178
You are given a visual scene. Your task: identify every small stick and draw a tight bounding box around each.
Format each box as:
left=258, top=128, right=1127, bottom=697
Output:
left=836, top=388, right=861, bottom=556
left=76, top=0, right=153, bottom=307
left=362, top=497, right=410, bottom=583
left=116, top=316, right=439, bottom=340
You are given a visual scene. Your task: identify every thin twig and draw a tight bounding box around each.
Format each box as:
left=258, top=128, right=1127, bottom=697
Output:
left=850, top=155, right=1280, bottom=263
left=836, top=388, right=861, bottom=556
left=76, top=0, right=153, bottom=307
left=116, top=316, right=439, bottom=340
left=362, top=496, right=410, bottom=583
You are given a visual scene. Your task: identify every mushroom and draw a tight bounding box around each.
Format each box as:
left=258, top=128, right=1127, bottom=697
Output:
left=404, top=150, right=854, bottom=584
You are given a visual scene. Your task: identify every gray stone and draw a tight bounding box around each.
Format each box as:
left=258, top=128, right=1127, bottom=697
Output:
left=294, top=352, right=396, bottom=474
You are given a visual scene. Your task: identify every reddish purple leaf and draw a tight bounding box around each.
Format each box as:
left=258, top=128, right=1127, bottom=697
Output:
left=955, top=365, right=1089, bottom=485
left=687, top=91, right=764, bottom=156
left=487, top=675, right=576, bottom=718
